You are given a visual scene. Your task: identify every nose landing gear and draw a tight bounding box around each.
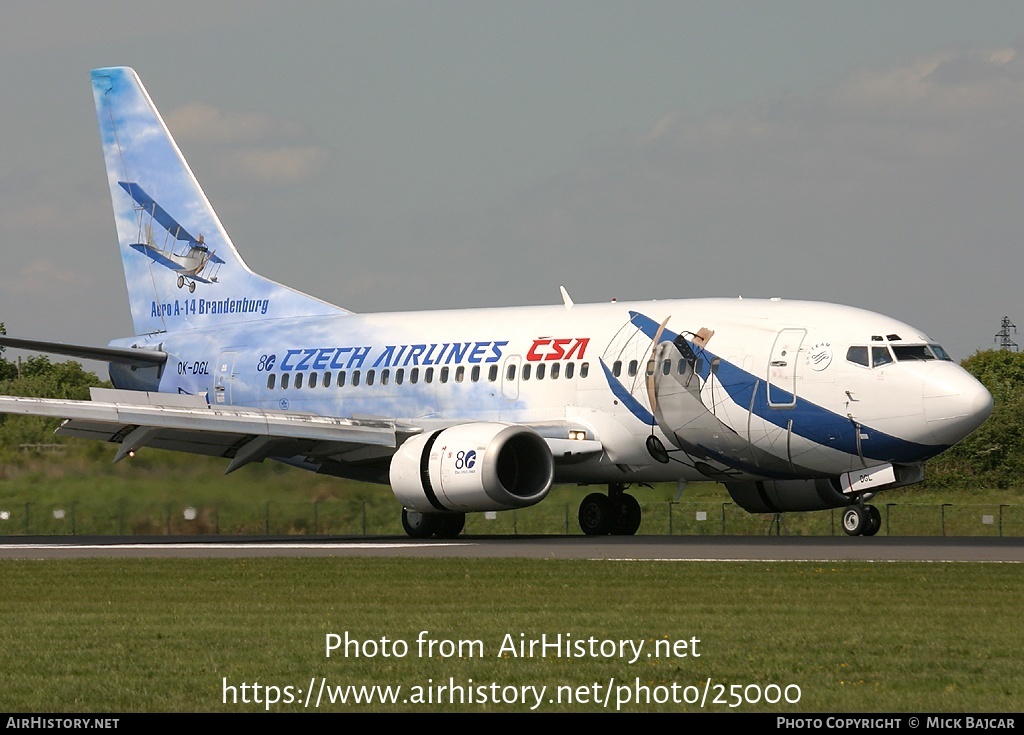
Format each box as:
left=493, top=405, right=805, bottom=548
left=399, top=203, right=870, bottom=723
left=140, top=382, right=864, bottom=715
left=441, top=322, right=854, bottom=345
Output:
left=842, top=503, right=881, bottom=537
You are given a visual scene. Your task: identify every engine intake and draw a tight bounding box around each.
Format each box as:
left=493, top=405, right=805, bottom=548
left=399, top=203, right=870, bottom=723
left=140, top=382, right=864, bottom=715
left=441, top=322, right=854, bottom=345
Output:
left=390, top=423, right=554, bottom=512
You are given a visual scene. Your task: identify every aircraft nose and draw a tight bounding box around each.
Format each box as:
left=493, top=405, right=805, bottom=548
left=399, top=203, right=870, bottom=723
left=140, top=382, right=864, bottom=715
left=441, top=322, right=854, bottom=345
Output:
left=922, top=367, right=993, bottom=446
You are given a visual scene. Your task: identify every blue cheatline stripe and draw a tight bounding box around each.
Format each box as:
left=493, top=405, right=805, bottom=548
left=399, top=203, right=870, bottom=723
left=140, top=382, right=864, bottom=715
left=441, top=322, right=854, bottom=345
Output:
left=624, top=311, right=942, bottom=463
left=599, top=360, right=655, bottom=425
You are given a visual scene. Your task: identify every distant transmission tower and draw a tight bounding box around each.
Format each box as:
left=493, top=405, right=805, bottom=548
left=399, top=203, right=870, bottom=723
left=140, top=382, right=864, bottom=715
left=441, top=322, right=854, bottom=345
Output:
left=995, top=316, right=1018, bottom=351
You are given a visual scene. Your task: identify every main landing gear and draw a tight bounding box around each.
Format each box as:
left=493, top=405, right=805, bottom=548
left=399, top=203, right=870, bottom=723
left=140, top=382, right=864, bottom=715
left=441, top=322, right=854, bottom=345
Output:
left=578, top=483, right=642, bottom=536
left=401, top=509, right=466, bottom=539
left=842, top=502, right=881, bottom=537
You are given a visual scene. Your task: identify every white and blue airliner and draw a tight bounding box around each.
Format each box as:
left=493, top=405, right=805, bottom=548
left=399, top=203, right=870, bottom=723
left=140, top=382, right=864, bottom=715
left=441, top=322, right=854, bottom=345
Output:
left=0, top=68, right=993, bottom=538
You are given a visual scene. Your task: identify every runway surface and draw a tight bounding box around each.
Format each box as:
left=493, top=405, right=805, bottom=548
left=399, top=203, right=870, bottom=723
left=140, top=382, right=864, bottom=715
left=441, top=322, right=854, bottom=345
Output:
left=0, top=535, right=1021, bottom=561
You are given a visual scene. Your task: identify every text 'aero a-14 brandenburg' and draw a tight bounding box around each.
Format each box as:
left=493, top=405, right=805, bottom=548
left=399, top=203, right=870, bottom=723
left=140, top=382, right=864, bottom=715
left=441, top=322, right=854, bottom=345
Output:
left=0, top=68, right=993, bottom=538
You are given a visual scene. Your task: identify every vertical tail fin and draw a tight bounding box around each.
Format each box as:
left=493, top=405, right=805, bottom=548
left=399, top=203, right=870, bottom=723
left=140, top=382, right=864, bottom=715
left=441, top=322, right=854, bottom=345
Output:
left=91, top=67, right=346, bottom=335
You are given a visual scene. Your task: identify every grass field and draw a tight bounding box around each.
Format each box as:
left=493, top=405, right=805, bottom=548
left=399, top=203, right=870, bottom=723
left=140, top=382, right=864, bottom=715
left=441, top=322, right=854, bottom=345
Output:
left=0, top=557, right=1021, bottom=712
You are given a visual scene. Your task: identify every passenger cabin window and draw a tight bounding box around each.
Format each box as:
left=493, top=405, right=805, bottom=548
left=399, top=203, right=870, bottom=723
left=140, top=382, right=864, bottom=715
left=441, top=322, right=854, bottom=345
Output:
left=522, top=364, right=532, bottom=381
left=267, top=374, right=276, bottom=389
left=536, top=364, right=545, bottom=380
left=294, top=373, right=304, bottom=389
left=580, top=362, right=589, bottom=379
left=628, top=360, right=638, bottom=377
left=308, top=372, right=318, bottom=388
left=612, top=361, right=622, bottom=377
left=550, top=363, right=559, bottom=379
left=323, top=371, right=332, bottom=388
left=488, top=365, right=498, bottom=382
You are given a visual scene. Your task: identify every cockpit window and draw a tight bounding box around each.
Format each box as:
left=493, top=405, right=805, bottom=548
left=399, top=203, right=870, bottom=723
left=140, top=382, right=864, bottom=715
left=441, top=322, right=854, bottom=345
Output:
left=846, top=346, right=868, bottom=367
left=872, top=346, right=894, bottom=367
left=892, top=344, right=951, bottom=361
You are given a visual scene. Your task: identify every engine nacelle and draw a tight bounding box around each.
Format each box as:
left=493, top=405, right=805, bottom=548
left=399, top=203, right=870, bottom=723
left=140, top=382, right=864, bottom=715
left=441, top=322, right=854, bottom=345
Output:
left=390, top=423, right=554, bottom=513
left=725, top=463, right=926, bottom=513
left=724, top=478, right=850, bottom=513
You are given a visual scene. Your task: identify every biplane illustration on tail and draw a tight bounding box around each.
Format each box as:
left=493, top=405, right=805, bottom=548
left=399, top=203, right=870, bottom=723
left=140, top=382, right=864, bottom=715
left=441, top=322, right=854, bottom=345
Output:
left=120, top=181, right=225, bottom=292
left=0, top=67, right=994, bottom=539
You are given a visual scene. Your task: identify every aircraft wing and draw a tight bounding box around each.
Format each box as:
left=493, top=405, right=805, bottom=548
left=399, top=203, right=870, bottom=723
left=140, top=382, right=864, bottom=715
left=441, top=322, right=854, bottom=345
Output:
left=0, top=388, right=408, bottom=474
left=0, top=388, right=603, bottom=475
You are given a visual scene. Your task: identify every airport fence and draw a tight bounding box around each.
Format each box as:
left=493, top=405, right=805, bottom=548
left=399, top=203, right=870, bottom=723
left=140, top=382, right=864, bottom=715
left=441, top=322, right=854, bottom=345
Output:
left=0, top=499, right=1021, bottom=537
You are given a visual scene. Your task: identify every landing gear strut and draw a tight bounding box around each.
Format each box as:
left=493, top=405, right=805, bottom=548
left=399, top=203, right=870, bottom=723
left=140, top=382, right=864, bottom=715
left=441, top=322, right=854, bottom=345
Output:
left=578, top=483, right=642, bottom=536
left=401, top=508, right=466, bottom=539
left=842, top=502, right=881, bottom=537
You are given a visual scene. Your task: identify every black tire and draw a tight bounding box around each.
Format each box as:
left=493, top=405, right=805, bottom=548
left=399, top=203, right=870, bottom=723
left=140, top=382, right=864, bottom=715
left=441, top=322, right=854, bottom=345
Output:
left=863, top=505, right=881, bottom=537
left=434, top=513, right=466, bottom=539
left=578, top=493, right=612, bottom=536
left=842, top=505, right=866, bottom=536
left=402, top=508, right=438, bottom=539
left=177, top=274, right=184, bottom=289
left=611, top=494, right=642, bottom=536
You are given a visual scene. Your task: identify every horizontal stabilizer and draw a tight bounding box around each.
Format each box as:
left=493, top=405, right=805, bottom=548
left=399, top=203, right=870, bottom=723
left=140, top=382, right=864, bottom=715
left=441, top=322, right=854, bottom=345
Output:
left=0, top=336, right=166, bottom=367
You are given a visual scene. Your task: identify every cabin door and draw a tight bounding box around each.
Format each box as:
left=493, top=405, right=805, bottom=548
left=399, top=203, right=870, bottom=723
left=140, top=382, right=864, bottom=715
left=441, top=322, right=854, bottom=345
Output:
left=766, top=329, right=805, bottom=408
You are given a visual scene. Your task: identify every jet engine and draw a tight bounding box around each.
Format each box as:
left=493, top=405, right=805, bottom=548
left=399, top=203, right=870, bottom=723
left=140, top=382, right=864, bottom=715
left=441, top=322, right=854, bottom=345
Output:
left=725, top=463, right=925, bottom=513
left=390, top=423, right=554, bottom=512
left=724, top=479, right=850, bottom=513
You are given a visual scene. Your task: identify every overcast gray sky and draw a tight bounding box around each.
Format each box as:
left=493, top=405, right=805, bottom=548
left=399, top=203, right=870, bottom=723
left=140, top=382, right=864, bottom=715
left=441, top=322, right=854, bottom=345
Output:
left=3, top=1, right=1024, bottom=371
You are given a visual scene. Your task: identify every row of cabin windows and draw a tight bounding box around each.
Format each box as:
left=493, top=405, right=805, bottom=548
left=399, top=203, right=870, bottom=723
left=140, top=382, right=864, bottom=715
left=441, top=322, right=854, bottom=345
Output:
left=265, top=361, right=592, bottom=390
left=264, top=356, right=707, bottom=390
left=610, top=358, right=705, bottom=378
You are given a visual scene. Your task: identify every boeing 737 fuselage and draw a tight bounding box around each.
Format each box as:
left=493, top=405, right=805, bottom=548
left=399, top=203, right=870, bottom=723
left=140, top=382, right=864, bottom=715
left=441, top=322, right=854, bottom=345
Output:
left=0, top=68, right=993, bottom=538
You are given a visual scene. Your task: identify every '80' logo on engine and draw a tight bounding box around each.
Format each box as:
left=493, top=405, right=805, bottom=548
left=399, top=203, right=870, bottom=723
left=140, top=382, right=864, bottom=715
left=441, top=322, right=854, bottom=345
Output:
left=454, top=450, right=477, bottom=470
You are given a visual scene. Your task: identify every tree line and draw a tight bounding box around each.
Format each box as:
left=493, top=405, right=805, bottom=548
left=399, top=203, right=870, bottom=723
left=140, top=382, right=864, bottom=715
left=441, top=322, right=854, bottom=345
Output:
left=0, top=324, right=106, bottom=456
